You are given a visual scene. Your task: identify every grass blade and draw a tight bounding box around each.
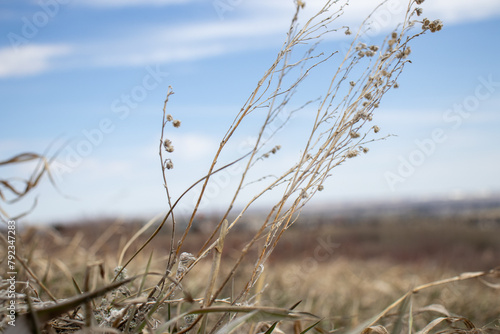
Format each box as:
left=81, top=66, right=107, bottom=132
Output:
left=300, top=320, right=322, bottom=334
left=214, top=310, right=259, bottom=334
left=264, top=322, right=279, bottom=334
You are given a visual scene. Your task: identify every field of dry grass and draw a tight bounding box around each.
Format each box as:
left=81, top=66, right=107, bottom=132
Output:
left=5, top=213, right=498, bottom=333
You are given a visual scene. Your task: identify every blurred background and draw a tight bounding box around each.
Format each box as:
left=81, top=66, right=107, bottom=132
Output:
left=1, top=0, right=500, bottom=224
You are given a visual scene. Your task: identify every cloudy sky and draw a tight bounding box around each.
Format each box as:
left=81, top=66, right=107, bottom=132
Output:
left=1, top=0, right=500, bottom=224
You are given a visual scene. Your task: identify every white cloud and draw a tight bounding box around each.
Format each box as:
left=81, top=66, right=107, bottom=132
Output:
left=3, top=0, right=500, bottom=77
left=241, top=0, right=500, bottom=28
left=422, top=0, right=500, bottom=24
left=73, top=0, right=500, bottom=69
left=90, top=43, right=227, bottom=67
left=82, top=0, right=196, bottom=8
left=66, top=17, right=287, bottom=68
left=171, top=133, right=218, bottom=162
left=165, top=18, right=286, bottom=43
left=79, top=157, right=136, bottom=179
left=0, top=44, right=72, bottom=78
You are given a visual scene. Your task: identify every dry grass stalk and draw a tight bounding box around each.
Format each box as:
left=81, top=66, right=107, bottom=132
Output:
left=0, top=151, right=60, bottom=221
left=351, top=268, right=500, bottom=334
left=135, top=0, right=448, bottom=332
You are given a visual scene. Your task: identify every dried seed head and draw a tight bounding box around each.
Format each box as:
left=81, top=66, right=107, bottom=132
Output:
left=416, top=7, right=423, bottom=16
left=373, top=125, right=380, bottom=133
left=173, top=119, right=181, bottom=128
left=318, top=185, right=324, bottom=191
left=179, top=252, right=196, bottom=267
left=394, top=82, right=399, bottom=88
left=184, top=314, right=196, bottom=326
left=251, top=264, right=265, bottom=288
left=415, top=0, right=424, bottom=4
left=163, top=139, right=174, bottom=152
left=365, top=50, right=375, bottom=57
left=346, top=149, right=359, bottom=158
left=350, top=81, right=356, bottom=87
left=362, top=147, right=370, bottom=153
left=176, top=252, right=196, bottom=278
left=369, top=45, right=379, bottom=52
left=356, top=43, right=367, bottom=51
left=114, top=266, right=128, bottom=281
left=428, top=19, right=443, bottom=32
left=391, top=32, right=398, bottom=39
left=355, top=110, right=370, bottom=121
left=437, top=20, right=443, bottom=28
left=364, top=92, right=372, bottom=100
left=350, top=131, right=360, bottom=138
left=165, top=159, right=174, bottom=169
left=345, top=28, right=351, bottom=35
left=166, top=114, right=173, bottom=122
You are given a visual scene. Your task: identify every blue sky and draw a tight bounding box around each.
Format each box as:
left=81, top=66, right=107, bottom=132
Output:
left=1, top=0, right=500, bottom=224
